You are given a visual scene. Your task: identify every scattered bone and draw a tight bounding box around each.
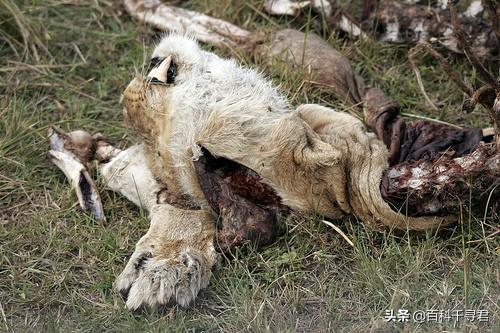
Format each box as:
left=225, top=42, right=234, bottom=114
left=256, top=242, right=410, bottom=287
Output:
left=363, top=0, right=498, bottom=60
left=406, top=6, right=499, bottom=152
left=335, top=12, right=367, bottom=38
left=262, top=0, right=360, bottom=37
left=448, top=2, right=498, bottom=88
left=261, top=0, right=498, bottom=60
left=264, top=0, right=333, bottom=17
left=463, top=0, right=484, bottom=18
left=438, top=0, right=448, bottom=10
left=123, top=0, right=251, bottom=49
left=264, top=0, right=310, bottom=16
left=48, top=127, right=105, bottom=221
left=312, top=0, right=333, bottom=17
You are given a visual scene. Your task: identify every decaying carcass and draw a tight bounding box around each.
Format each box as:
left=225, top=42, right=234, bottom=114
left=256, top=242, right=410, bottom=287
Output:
left=48, top=0, right=499, bottom=311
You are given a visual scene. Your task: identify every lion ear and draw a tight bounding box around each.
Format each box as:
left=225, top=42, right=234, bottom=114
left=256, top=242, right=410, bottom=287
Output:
left=292, top=120, right=342, bottom=169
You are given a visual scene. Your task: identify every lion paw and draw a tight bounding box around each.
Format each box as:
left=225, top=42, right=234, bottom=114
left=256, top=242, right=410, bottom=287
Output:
left=115, top=244, right=214, bottom=310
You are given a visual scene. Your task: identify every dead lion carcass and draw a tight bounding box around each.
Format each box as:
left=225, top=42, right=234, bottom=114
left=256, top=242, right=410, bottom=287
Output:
left=122, top=0, right=499, bottom=221
left=48, top=1, right=499, bottom=311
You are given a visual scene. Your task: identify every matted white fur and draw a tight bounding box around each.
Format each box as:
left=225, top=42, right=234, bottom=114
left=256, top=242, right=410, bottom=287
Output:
left=100, top=144, right=159, bottom=209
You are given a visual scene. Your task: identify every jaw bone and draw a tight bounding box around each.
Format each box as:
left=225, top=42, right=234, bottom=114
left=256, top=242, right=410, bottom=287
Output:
left=48, top=127, right=106, bottom=221
left=48, top=127, right=160, bottom=220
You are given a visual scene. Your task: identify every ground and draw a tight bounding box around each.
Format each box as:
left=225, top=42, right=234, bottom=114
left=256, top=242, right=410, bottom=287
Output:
left=0, top=0, right=498, bottom=332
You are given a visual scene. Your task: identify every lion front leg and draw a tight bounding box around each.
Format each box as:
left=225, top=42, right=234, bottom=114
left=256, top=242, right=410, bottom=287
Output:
left=98, top=143, right=216, bottom=310
left=114, top=206, right=216, bottom=310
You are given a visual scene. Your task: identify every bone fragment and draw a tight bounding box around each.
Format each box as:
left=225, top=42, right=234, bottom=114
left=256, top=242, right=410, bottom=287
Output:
left=264, top=0, right=310, bottom=16
left=124, top=0, right=251, bottom=49
left=48, top=127, right=105, bottom=221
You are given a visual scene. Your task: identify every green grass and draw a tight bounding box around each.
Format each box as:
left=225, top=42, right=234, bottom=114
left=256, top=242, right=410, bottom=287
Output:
left=0, top=0, right=498, bottom=332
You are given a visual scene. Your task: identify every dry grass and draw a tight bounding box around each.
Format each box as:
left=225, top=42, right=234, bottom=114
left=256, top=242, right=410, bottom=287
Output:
left=0, top=0, right=498, bottom=332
